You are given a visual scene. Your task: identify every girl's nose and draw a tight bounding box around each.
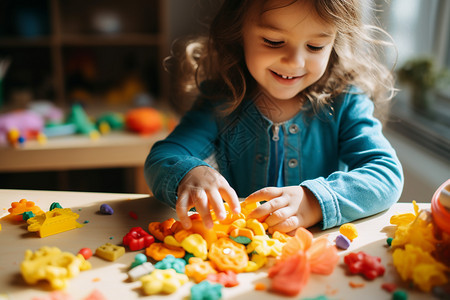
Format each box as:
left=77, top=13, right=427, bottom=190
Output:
left=282, top=47, right=305, bottom=68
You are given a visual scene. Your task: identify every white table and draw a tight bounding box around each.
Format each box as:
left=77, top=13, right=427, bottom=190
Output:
left=0, top=189, right=436, bottom=299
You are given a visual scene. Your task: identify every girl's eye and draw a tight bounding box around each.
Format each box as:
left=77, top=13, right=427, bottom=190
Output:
left=263, top=38, right=284, bottom=48
left=307, top=45, right=324, bottom=52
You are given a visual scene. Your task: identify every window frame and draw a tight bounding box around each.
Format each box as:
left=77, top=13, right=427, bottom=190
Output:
left=376, top=0, right=450, bottom=163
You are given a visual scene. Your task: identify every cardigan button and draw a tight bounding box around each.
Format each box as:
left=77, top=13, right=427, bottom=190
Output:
left=288, top=124, right=299, bottom=134
left=288, top=158, right=298, bottom=168
left=255, top=154, right=266, bottom=163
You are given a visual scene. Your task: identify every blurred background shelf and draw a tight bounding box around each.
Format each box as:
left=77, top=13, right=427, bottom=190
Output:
left=0, top=0, right=169, bottom=107
left=0, top=0, right=217, bottom=194
left=0, top=130, right=169, bottom=193
left=0, top=130, right=168, bottom=171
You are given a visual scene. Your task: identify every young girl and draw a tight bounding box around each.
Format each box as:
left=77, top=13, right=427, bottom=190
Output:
left=145, top=0, right=403, bottom=235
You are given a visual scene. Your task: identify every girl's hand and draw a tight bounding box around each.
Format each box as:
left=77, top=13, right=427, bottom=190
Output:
left=176, top=166, right=240, bottom=229
left=244, top=186, right=322, bottom=235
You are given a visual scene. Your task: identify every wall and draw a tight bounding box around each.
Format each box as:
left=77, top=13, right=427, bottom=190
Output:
left=384, top=127, right=450, bottom=203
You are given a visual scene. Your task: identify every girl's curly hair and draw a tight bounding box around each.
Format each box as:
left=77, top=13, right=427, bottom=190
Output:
left=165, top=0, right=397, bottom=119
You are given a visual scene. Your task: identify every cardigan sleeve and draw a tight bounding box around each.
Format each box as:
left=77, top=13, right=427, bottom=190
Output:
left=144, top=101, right=218, bottom=208
left=301, top=90, right=404, bottom=229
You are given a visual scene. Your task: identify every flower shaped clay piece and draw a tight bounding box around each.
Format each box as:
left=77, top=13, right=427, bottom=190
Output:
left=8, top=199, right=44, bottom=221
left=154, top=254, right=186, bottom=274
left=122, top=227, right=155, bottom=251
left=185, top=257, right=217, bottom=283
left=269, top=227, right=339, bottom=296
left=208, top=238, right=249, bottom=273
left=207, top=270, right=239, bottom=287
left=146, top=242, right=185, bottom=261
left=344, top=251, right=385, bottom=280
left=190, top=280, right=223, bottom=300
left=140, top=269, right=188, bottom=295
left=20, top=246, right=91, bottom=290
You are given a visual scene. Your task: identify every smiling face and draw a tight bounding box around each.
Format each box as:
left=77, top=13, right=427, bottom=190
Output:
left=242, top=0, right=336, bottom=103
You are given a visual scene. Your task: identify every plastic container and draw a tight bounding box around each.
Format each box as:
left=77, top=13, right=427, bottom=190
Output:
left=431, top=179, right=450, bottom=267
left=431, top=179, right=450, bottom=235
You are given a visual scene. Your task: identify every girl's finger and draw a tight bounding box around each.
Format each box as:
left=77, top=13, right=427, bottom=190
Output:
left=191, top=188, right=214, bottom=229
left=263, top=205, right=294, bottom=227
left=207, top=189, right=227, bottom=220
left=247, top=196, right=288, bottom=219
left=244, top=187, right=282, bottom=204
left=268, top=216, right=300, bottom=234
left=219, top=186, right=241, bottom=214
left=176, top=190, right=192, bottom=229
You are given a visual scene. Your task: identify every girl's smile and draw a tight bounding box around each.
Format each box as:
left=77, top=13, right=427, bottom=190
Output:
left=270, top=70, right=305, bottom=84
left=242, top=0, right=336, bottom=109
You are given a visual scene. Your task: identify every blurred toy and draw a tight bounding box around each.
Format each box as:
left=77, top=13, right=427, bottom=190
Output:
left=339, top=223, right=358, bottom=241
left=246, top=235, right=283, bottom=257
left=389, top=182, right=450, bottom=292
left=96, top=112, right=124, bottom=135
left=268, top=227, right=339, bottom=296
left=246, top=253, right=267, bottom=272
left=181, top=234, right=208, bottom=260
left=190, top=280, right=223, bottom=300
left=140, top=269, right=188, bottom=295
left=99, top=203, right=114, bottom=215
left=28, top=100, right=64, bottom=123
left=344, top=251, right=385, bottom=280
left=129, top=211, right=138, bottom=220
left=392, top=244, right=447, bottom=292
left=95, top=243, right=125, bottom=261
left=43, top=123, right=77, bottom=137
left=0, top=110, right=44, bottom=145
left=20, top=246, right=91, bottom=290
left=122, top=227, right=155, bottom=251
left=148, top=218, right=180, bottom=242
left=49, top=202, right=62, bottom=210
left=105, top=75, right=146, bottom=105
left=146, top=242, right=185, bottom=261
left=7, top=198, right=44, bottom=222
left=130, top=253, right=147, bottom=268
left=78, top=248, right=93, bottom=260
left=67, top=103, right=99, bottom=139
left=128, top=262, right=155, bottom=281
left=21, top=211, right=35, bottom=221
left=207, top=270, right=239, bottom=287
left=335, top=234, right=351, bottom=250
left=29, top=290, right=73, bottom=300
left=208, top=238, right=248, bottom=273
left=83, top=289, right=107, bottom=300
left=125, top=107, right=164, bottom=135
left=27, top=208, right=84, bottom=238
left=268, top=250, right=309, bottom=296
left=185, top=257, right=217, bottom=283
left=41, top=104, right=91, bottom=139
left=6, top=127, right=20, bottom=144
left=154, top=254, right=186, bottom=274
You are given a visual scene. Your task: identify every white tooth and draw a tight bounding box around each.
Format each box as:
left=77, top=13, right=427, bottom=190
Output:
left=282, top=75, right=287, bottom=79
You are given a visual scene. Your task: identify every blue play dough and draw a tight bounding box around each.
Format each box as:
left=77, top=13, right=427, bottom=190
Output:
left=99, top=203, right=114, bottom=215
left=335, top=234, right=351, bottom=250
